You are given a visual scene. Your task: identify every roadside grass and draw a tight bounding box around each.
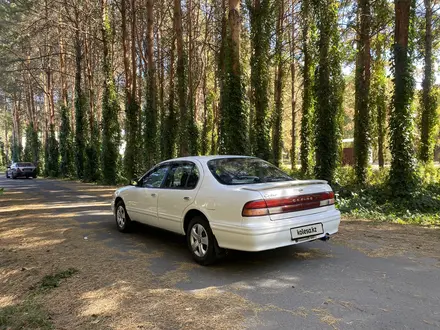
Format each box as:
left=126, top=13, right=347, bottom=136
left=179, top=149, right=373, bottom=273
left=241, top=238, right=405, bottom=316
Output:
left=0, top=268, right=78, bottom=330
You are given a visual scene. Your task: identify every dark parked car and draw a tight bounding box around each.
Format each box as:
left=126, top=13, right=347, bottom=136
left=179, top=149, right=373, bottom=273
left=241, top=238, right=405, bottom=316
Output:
left=6, top=162, right=37, bottom=179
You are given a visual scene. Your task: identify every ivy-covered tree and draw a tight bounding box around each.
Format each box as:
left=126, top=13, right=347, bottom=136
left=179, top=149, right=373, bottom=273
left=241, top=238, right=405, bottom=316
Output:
left=247, top=0, right=273, bottom=160
left=313, top=0, right=344, bottom=183
left=219, top=0, right=248, bottom=155
left=389, top=0, right=416, bottom=194
left=23, top=122, right=39, bottom=170
left=59, top=105, right=74, bottom=177
left=46, top=125, right=59, bottom=177
left=144, top=0, right=158, bottom=168
left=419, top=0, right=438, bottom=163
left=300, top=0, right=315, bottom=175
left=101, top=0, right=121, bottom=185
left=354, top=0, right=371, bottom=184
left=272, top=0, right=285, bottom=167
left=370, top=35, right=388, bottom=168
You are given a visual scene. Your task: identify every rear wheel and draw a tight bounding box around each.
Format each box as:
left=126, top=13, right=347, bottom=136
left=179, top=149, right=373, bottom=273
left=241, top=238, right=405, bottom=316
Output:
left=187, top=216, right=217, bottom=266
left=115, top=201, right=132, bottom=232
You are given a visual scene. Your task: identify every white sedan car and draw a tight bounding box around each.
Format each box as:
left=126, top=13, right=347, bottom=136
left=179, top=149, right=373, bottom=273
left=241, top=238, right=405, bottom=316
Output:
left=111, top=156, right=340, bottom=265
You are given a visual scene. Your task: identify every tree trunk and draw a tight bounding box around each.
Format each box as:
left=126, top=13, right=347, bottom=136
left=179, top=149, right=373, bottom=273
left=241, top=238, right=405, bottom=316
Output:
left=272, top=0, right=284, bottom=167
left=354, top=0, right=371, bottom=184
left=144, top=0, right=158, bottom=167
left=290, top=0, right=296, bottom=170
left=419, top=0, right=436, bottom=162
left=389, top=0, right=416, bottom=194
left=228, top=0, right=241, bottom=76
left=300, top=0, right=313, bottom=175
left=174, top=0, right=188, bottom=156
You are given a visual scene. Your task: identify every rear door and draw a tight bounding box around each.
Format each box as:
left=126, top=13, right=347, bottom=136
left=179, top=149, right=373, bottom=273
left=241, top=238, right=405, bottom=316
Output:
left=157, top=161, right=201, bottom=234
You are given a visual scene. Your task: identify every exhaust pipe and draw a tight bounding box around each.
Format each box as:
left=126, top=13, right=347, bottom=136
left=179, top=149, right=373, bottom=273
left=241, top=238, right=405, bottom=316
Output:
left=320, top=233, right=330, bottom=241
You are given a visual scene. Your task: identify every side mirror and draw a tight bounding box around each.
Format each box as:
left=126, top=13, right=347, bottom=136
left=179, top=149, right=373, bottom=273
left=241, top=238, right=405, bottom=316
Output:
left=7, top=166, right=11, bottom=170
left=131, top=178, right=138, bottom=186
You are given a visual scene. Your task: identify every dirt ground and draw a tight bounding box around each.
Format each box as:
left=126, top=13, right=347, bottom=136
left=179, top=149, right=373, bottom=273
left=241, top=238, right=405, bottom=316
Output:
left=1, top=178, right=440, bottom=329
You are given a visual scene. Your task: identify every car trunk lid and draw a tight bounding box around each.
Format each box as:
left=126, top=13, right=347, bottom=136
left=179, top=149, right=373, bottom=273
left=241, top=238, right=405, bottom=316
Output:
left=242, top=180, right=334, bottom=220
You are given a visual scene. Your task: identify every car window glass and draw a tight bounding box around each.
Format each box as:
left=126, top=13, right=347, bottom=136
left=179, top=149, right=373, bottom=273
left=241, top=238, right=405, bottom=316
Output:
left=186, top=166, right=199, bottom=189
left=208, top=158, right=292, bottom=185
left=164, top=163, right=196, bottom=189
left=141, top=165, right=169, bottom=188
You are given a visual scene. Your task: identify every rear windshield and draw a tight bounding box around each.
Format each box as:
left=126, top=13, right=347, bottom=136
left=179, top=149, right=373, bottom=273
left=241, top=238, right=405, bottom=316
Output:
left=207, top=158, right=293, bottom=185
left=17, top=162, right=34, bottom=167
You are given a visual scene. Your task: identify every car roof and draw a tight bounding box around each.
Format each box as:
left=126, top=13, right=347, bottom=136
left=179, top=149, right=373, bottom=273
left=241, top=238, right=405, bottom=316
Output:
left=161, top=155, right=255, bottom=163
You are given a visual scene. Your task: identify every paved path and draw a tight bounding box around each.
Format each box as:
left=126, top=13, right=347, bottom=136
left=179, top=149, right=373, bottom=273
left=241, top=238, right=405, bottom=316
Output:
left=1, top=175, right=439, bottom=329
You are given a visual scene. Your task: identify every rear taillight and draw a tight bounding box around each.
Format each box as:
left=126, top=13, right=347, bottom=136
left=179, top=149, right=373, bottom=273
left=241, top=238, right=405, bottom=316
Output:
left=242, top=191, right=335, bottom=217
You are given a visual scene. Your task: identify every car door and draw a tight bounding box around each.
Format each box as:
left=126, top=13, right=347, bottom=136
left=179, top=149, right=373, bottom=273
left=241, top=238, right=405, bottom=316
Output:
left=157, top=161, right=201, bottom=234
left=126, top=164, right=170, bottom=226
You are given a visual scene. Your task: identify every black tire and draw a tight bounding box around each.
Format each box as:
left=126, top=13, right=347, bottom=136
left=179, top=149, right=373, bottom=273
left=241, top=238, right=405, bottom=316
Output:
left=5, top=172, right=9, bottom=179
left=115, top=200, right=132, bottom=232
left=33, top=175, right=37, bottom=179
left=186, top=216, right=218, bottom=266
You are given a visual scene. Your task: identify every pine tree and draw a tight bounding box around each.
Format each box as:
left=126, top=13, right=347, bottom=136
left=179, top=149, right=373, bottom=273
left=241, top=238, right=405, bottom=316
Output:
left=59, top=105, right=74, bottom=177
left=419, top=0, right=438, bottom=163
left=247, top=0, right=273, bottom=160
left=313, top=0, right=344, bottom=183
left=219, top=0, right=248, bottom=155
left=300, top=0, right=315, bottom=175
left=101, top=0, right=121, bottom=185
left=389, top=0, right=416, bottom=194
left=354, top=0, right=371, bottom=184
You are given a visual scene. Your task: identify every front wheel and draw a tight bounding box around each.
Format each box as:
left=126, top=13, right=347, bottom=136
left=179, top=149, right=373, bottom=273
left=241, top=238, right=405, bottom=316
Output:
left=115, top=201, right=132, bottom=232
left=5, top=172, right=9, bottom=179
left=187, top=216, right=217, bottom=266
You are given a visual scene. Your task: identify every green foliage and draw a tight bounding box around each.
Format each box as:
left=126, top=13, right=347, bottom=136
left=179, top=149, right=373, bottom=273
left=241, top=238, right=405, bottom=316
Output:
left=330, top=165, right=440, bottom=226
left=47, top=125, right=60, bottom=176
left=45, top=125, right=59, bottom=177
left=162, top=97, right=177, bottom=160
left=144, top=70, right=159, bottom=169
left=84, top=121, right=100, bottom=182
left=0, top=298, right=53, bottom=330
left=124, top=99, right=140, bottom=180
left=59, top=105, right=74, bottom=178
left=247, top=0, right=273, bottom=160
left=11, top=140, right=22, bottom=163
left=201, top=89, right=214, bottom=155
left=75, top=94, right=87, bottom=180
left=101, top=78, right=121, bottom=185
left=313, top=0, right=344, bottom=184
left=219, top=37, right=248, bottom=155
left=300, top=0, right=315, bottom=175
left=370, top=34, right=388, bottom=168
left=37, top=268, right=78, bottom=292
left=23, top=123, right=40, bottom=172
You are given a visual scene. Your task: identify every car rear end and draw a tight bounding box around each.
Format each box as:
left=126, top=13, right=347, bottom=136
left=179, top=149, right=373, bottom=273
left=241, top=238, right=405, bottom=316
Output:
left=205, top=157, right=340, bottom=252
left=236, top=180, right=340, bottom=251
left=15, top=163, right=37, bottom=178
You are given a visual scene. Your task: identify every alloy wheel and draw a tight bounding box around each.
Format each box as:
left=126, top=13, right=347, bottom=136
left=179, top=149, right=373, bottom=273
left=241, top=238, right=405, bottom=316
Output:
left=190, top=223, right=209, bottom=257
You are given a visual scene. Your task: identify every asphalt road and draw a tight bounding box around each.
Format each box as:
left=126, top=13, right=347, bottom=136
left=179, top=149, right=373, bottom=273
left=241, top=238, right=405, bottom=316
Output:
left=1, top=175, right=440, bottom=329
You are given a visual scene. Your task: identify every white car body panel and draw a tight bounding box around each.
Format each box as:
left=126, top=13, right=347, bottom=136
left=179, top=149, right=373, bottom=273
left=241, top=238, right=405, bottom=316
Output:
left=112, top=155, right=341, bottom=252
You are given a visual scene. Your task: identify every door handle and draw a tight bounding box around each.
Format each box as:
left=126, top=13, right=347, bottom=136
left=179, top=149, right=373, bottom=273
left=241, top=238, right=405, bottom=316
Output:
left=151, top=193, right=157, bottom=197
left=183, top=196, right=191, bottom=201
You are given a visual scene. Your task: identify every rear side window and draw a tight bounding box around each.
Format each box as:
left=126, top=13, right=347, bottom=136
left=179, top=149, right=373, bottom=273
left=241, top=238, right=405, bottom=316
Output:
left=163, top=162, right=199, bottom=189
left=208, top=158, right=293, bottom=185
left=17, top=162, right=34, bottom=167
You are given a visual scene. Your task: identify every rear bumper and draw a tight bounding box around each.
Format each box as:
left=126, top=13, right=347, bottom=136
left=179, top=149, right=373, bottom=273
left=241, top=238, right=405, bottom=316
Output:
left=211, top=208, right=340, bottom=252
